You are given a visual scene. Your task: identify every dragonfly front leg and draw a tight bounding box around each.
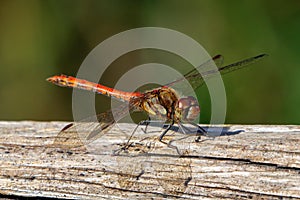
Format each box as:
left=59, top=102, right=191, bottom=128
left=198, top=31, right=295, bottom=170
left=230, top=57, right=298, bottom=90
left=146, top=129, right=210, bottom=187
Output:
left=187, top=122, right=216, bottom=143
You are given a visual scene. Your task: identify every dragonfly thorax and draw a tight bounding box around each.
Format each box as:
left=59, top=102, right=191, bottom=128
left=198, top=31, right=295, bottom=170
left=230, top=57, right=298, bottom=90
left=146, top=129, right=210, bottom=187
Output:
left=135, top=87, right=179, bottom=121
left=175, top=96, right=200, bottom=122
left=134, top=87, right=200, bottom=123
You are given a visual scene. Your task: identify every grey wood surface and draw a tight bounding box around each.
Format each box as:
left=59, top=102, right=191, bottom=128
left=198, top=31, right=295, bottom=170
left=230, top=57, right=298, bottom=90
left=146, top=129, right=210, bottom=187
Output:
left=0, top=121, right=299, bottom=199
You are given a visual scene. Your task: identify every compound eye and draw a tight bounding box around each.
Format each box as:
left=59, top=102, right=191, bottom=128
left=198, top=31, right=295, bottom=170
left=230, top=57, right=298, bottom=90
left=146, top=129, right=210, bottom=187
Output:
left=185, top=104, right=200, bottom=121
left=178, top=96, right=197, bottom=108
left=177, top=96, right=200, bottom=121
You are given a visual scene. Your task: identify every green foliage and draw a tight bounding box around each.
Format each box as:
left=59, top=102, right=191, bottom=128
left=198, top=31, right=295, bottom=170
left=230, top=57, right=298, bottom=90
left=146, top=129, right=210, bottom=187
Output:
left=0, top=0, right=299, bottom=124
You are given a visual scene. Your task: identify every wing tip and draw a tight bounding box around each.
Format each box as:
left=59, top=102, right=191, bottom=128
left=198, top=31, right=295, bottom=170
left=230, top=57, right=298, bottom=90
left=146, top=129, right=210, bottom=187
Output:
left=61, top=123, right=74, bottom=132
left=256, top=53, right=269, bottom=59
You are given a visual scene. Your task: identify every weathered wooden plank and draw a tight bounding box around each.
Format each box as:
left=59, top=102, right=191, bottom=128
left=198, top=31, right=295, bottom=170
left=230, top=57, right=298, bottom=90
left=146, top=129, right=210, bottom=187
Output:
left=0, top=121, right=299, bottom=199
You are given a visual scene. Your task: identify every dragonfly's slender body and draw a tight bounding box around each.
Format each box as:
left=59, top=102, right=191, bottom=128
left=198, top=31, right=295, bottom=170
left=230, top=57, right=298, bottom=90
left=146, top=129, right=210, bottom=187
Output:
left=47, top=77, right=200, bottom=123
left=48, top=75, right=142, bottom=102
left=47, top=54, right=268, bottom=151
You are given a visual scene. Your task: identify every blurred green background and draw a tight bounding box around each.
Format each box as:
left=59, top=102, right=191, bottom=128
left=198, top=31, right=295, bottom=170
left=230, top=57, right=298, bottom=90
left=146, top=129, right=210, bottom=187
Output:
left=0, top=0, right=299, bottom=124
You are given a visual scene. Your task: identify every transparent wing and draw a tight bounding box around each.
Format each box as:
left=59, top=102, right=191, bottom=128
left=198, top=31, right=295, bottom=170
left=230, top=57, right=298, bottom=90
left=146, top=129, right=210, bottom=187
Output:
left=165, top=55, right=223, bottom=90
left=53, top=100, right=139, bottom=149
left=166, top=54, right=268, bottom=94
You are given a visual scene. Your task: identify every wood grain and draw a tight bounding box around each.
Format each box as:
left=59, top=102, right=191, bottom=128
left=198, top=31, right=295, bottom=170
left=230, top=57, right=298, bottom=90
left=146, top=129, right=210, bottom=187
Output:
left=0, top=121, right=299, bottom=199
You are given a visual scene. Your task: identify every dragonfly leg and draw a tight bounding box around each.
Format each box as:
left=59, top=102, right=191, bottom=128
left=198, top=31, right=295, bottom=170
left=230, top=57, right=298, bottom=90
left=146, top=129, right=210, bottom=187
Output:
left=178, top=122, right=215, bottom=143
left=122, top=119, right=156, bottom=152
left=118, top=119, right=171, bottom=154
left=159, top=121, right=182, bottom=155
left=188, top=122, right=217, bottom=142
left=195, top=136, right=201, bottom=143
left=141, top=117, right=151, bottom=133
left=140, top=119, right=167, bottom=134
left=169, top=123, right=199, bottom=142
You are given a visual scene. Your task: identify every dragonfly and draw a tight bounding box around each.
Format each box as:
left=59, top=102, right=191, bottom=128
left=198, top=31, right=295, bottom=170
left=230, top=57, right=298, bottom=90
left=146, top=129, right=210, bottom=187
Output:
left=47, top=53, right=267, bottom=153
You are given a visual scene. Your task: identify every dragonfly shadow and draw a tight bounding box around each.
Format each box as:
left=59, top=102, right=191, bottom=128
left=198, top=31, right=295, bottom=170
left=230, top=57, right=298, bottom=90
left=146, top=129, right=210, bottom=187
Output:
left=141, top=123, right=244, bottom=138
left=203, top=126, right=244, bottom=137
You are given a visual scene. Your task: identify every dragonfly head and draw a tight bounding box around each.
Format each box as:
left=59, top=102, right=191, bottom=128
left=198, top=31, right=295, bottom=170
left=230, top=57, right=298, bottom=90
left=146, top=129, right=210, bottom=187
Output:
left=175, top=96, right=200, bottom=122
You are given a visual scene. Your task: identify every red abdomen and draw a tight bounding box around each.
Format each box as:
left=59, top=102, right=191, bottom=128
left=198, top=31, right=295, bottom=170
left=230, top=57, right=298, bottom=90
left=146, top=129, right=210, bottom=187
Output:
left=47, top=75, right=142, bottom=102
